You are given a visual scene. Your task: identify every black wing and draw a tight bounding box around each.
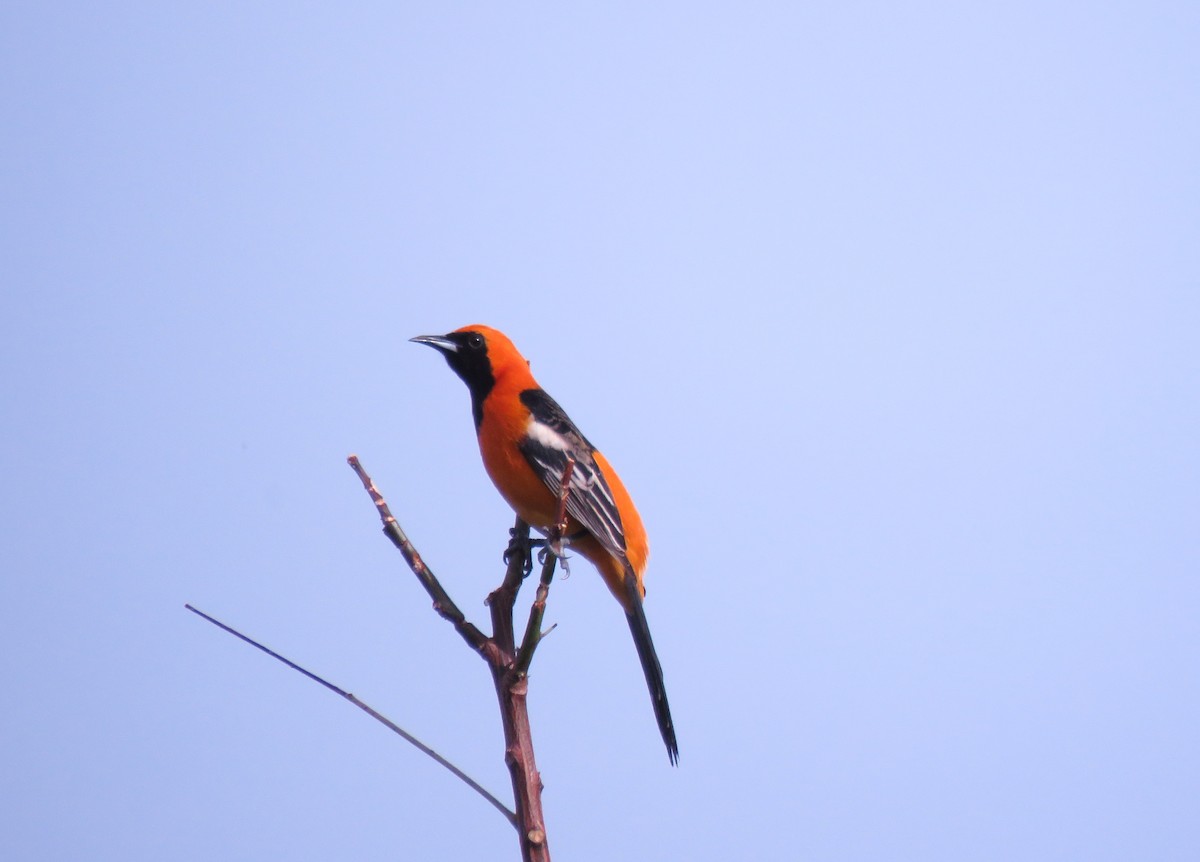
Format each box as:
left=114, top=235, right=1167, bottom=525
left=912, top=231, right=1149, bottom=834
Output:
left=518, top=388, right=627, bottom=558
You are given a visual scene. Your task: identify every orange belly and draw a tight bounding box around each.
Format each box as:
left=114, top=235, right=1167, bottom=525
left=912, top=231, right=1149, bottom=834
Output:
left=476, top=404, right=649, bottom=609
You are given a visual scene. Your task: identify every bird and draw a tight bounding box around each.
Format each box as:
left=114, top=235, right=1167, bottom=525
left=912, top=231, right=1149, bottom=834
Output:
left=411, top=324, right=678, bottom=765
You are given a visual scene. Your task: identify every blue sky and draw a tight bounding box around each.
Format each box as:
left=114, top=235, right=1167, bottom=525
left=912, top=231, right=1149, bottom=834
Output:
left=2, top=3, right=1198, bottom=860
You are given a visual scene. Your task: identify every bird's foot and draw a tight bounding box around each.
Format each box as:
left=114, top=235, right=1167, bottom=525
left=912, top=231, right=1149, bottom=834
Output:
left=503, top=530, right=550, bottom=577
left=537, top=531, right=581, bottom=577
left=502, top=530, right=533, bottom=577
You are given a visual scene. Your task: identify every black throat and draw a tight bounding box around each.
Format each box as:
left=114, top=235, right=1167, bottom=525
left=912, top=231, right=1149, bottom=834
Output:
left=437, top=334, right=496, bottom=431
left=464, top=369, right=493, bottom=431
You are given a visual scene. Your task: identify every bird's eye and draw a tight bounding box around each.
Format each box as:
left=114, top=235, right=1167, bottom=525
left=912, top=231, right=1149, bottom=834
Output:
left=467, top=333, right=484, bottom=349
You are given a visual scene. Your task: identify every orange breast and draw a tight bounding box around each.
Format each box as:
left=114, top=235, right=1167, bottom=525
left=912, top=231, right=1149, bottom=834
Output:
left=477, top=377, right=650, bottom=610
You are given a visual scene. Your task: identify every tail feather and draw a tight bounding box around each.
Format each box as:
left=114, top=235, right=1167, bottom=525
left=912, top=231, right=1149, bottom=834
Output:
left=623, top=570, right=678, bottom=766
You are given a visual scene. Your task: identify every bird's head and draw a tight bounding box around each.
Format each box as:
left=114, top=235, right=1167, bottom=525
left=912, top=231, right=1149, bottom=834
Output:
left=410, top=326, right=492, bottom=386
left=412, top=325, right=530, bottom=426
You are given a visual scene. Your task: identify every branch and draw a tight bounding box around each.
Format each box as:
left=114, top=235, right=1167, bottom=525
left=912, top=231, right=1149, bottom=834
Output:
left=514, top=458, right=574, bottom=676
left=348, top=456, right=552, bottom=862
left=184, top=603, right=516, bottom=826
left=488, top=517, right=533, bottom=658
left=347, top=454, right=490, bottom=655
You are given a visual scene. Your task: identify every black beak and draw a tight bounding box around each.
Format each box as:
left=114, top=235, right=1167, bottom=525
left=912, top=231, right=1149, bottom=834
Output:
left=410, top=334, right=458, bottom=354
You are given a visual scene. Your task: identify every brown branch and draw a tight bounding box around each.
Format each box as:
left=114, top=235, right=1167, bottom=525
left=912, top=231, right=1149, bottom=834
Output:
left=486, top=517, right=532, bottom=662
left=483, top=520, right=549, bottom=862
left=183, top=603, right=516, bottom=826
left=348, top=456, right=552, bottom=862
left=347, top=454, right=491, bottom=657
left=514, top=553, right=558, bottom=678
left=514, top=458, right=574, bottom=677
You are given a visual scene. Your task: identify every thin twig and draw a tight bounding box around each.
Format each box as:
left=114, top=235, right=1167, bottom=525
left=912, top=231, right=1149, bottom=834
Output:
left=514, top=458, right=574, bottom=676
left=347, top=454, right=490, bottom=656
left=184, top=603, right=516, bottom=826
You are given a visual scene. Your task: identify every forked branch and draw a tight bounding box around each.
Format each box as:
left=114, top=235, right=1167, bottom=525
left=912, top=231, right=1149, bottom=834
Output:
left=189, top=455, right=574, bottom=861
left=346, top=454, right=575, bottom=862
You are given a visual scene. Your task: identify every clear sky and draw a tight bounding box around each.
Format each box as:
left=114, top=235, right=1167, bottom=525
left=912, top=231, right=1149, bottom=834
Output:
left=2, top=3, right=1198, bottom=860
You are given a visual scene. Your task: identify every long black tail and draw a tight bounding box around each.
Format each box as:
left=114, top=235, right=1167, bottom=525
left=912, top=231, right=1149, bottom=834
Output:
left=623, top=570, right=678, bottom=765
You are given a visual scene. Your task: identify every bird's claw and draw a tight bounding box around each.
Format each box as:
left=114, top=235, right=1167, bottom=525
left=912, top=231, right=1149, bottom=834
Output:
left=537, top=536, right=572, bottom=577
left=502, top=532, right=535, bottom=576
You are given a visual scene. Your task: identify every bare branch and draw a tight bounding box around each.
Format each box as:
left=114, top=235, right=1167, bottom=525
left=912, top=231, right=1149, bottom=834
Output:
left=487, top=517, right=532, bottom=659
left=346, top=456, right=552, bottom=861
left=192, top=454, right=558, bottom=860
left=514, top=457, right=575, bottom=677
left=347, top=454, right=490, bottom=655
left=184, top=603, right=516, bottom=826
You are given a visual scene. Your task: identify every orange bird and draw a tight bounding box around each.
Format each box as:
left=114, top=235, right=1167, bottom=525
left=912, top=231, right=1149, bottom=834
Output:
left=412, top=325, right=678, bottom=764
